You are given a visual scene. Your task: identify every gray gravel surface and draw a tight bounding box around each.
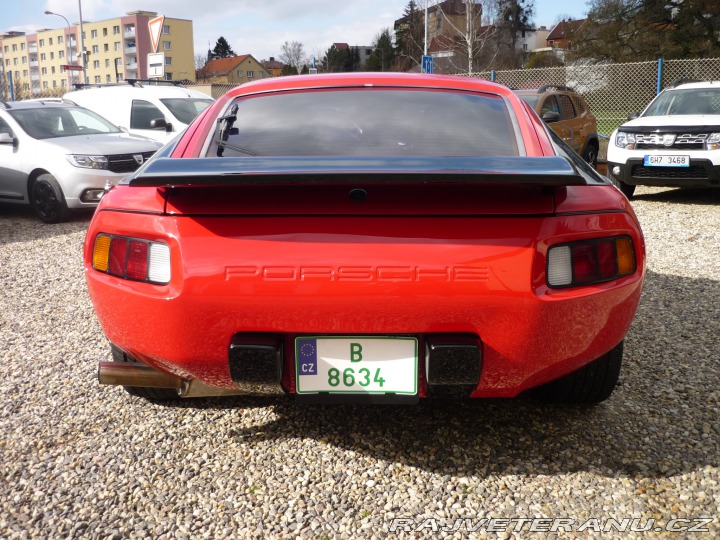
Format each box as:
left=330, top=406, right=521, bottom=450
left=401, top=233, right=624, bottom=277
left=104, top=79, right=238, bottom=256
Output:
left=1, top=186, right=719, bottom=539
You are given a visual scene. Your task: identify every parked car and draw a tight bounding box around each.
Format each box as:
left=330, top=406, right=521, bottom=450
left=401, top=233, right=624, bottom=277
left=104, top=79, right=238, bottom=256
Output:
left=0, top=100, right=161, bottom=223
left=85, top=73, right=645, bottom=405
left=515, top=85, right=600, bottom=168
left=607, top=80, right=720, bottom=198
left=64, top=81, right=213, bottom=143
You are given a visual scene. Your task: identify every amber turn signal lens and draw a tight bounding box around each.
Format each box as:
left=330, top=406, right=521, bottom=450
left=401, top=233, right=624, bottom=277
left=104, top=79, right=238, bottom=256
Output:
left=616, top=237, right=635, bottom=276
left=92, top=234, right=111, bottom=272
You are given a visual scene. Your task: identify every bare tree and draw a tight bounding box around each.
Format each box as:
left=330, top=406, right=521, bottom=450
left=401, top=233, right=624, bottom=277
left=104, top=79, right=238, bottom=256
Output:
left=278, top=41, right=308, bottom=74
left=431, top=0, right=503, bottom=73
left=194, top=53, right=208, bottom=71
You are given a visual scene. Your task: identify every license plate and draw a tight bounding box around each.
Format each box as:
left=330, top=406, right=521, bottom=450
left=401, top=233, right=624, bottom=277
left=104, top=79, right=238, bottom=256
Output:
left=644, top=155, right=689, bottom=167
left=295, top=336, right=418, bottom=395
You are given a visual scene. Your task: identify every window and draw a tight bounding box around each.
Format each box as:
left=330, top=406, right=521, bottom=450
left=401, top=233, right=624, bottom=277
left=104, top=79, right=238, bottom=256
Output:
left=50, top=52, right=54, bottom=59
left=92, top=45, right=99, bottom=54
left=59, top=50, right=64, bottom=59
left=12, top=44, right=17, bottom=52
left=22, top=56, right=27, bottom=64
left=557, top=95, right=576, bottom=120
left=162, top=41, right=171, bottom=50
left=105, top=59, right=110, bottom=68
left=23, top=70, right=28, bottom=77
left=39, top=39, right=45, bottom=47
left=94, top=75, right=101, bottom=83
left=114, top=42, right=121, bottom=51
left=51, top=66, right=55, bottom=74
left=523, top=44, right=527, bottom=50
left=103, top=28, right=108, bottom=37
left=165, top=72, right=173, bottom=81
left=93, top=60, right=100, bottom=69
left=5, top=60, right=9, bottom=67
left=213, top=90, right=519, bottom=158
left=3, top=46, right=8, bottom=53
left=247, top=71, right=254, bottom=78
left=106, top=74, right=112, bottom=82
left=52, top=80, right=57, bottom=88
left=13, top=58, right=18, bottom=66
left=104, top=44, right=109, bottom=52
left=91, top=30, right=98, bottom=38
left=58, top=36, right=63, bottom=45
left=541, top=96, right=560, bottom=116
left=113, top=25, right=120, bottom=35
left=162, top=25, right=170, bottom=34
left=116, top=58, right=123, bottom=66
left=61, top=80, right=67, bottom=87
left=43, top=81, right=48, bottom=89
left=41, top=67, right=47, bottom=75
left=236, top=70, right=243, bottom=77
left=164, top=56, right=172, bottom=65
left=130, top=100, right=165, bottom=129
left=40, top=53, right=46, bottom=61
left=48, top=38, right=52, bottom=46
left=549, top=40, right=554, bottom=47
left=21, top=43, right=25, bottom=50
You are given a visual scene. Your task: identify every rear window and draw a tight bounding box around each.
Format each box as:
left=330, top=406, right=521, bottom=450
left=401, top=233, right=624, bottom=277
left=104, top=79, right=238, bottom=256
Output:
left=210, top=88, right=519, bottom=157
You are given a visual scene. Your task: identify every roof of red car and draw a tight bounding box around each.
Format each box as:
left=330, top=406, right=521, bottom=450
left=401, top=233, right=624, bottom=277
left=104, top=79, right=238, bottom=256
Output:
left=223, top=72, right=515, bottom=99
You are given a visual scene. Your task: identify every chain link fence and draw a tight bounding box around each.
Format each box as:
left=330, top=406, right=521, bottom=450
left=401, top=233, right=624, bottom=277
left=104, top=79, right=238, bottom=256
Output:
left=470, top=57, right=720, bottom=138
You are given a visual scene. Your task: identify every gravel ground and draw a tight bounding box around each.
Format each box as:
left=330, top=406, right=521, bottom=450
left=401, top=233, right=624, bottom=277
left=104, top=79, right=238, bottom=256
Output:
left=1, top=186, right=719, bottom=539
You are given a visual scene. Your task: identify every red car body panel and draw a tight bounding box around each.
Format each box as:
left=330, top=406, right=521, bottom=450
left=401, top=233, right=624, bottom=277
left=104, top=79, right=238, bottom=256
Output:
left=84, top=73, right=645, bottom=401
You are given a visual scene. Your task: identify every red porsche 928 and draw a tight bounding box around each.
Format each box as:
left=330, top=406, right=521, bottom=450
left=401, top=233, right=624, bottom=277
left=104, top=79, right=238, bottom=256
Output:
left=84, top=73, right=645, bottom=405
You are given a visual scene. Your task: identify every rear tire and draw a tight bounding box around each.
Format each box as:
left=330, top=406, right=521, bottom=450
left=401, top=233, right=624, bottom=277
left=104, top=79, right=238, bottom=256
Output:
left=530, top=341, right=624, bottom=404
left=30, top=174, right=72, bottom=223
left=110, top=345, right=180, bottom=401
left=609, top=175, right=636, bottom=198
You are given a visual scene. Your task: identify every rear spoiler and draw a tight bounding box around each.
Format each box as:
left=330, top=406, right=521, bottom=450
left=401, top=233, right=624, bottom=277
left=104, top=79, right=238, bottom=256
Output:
left=126, top=156, right=586, bottom=187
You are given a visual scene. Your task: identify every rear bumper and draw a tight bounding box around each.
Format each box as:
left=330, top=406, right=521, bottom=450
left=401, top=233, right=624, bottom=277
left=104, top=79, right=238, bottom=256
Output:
left=85, top=209, right=645, bottom=398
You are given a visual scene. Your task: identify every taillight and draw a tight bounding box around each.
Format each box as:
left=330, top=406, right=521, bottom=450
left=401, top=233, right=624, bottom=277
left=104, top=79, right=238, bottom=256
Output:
left=92, top=234, right=171, bottom=284
left=547, top=237, right=636, bottom=288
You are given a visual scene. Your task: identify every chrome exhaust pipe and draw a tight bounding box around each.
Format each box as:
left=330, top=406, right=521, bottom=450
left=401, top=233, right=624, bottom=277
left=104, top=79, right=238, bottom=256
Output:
left=98, top=361, right=183, bottom=389
left=98, top=361, right=248, bottom=397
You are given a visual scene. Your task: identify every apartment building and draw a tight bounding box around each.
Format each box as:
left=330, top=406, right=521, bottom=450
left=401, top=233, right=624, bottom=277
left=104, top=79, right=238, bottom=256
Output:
left=1, top=10, right=195, bottom=98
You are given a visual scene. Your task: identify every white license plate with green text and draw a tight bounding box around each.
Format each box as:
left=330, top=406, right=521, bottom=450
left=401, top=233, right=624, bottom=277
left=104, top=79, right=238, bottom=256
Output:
left=295, top=337, right=418, bottom=395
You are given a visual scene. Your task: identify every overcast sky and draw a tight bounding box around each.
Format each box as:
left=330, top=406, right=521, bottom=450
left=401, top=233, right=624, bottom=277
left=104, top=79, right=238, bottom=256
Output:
left=5, top=0, right=588, bottom=62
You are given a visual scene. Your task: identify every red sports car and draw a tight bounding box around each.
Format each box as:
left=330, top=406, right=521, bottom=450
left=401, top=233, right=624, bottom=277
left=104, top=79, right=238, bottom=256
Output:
left=84, top=73, right=645, bottom=404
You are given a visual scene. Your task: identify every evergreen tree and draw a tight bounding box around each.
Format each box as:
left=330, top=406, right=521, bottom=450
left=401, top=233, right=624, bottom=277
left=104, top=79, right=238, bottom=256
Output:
left=211, top=36, right=236, bottom=59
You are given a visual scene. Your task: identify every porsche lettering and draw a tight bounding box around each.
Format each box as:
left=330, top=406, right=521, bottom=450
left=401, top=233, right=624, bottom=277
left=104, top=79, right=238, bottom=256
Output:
left=225, top=265, right=489, bottom=282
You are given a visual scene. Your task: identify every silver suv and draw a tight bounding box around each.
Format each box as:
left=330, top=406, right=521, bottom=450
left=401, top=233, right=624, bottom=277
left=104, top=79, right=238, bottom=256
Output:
left=0, top=100, right=161, bottom=222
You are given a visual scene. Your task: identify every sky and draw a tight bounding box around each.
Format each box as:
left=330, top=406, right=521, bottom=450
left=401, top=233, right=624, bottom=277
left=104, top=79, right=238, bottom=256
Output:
left=3, top=0, right=589, bottom=63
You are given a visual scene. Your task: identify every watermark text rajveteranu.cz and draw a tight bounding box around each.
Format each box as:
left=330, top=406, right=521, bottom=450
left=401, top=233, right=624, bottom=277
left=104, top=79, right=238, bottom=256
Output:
left=389, top=517, right=715, bottom=534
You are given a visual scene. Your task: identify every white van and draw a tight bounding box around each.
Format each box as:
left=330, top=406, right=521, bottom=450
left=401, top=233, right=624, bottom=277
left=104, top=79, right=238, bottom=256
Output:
left=64, top=82, right=213, bottom=143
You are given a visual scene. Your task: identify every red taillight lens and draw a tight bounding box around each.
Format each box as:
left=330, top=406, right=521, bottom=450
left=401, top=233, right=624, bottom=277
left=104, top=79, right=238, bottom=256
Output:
left=572, top=243, right=599, bottom=284
left=547, top=236, right=636, bottom=288
left=108, top=237, right=128, bottom=277
left=126, top=240, right=149, bottom=280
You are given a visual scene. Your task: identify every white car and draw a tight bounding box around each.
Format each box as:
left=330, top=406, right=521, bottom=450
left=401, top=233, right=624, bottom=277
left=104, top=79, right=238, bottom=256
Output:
left=64, top=83, right=213, bottom=143
left=0, top=100, right=161, bottom=223
left=607, top=80, right=720, bottom=198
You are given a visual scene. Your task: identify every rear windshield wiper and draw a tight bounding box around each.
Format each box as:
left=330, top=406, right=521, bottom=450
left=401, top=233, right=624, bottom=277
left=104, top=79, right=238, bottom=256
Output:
left=215, top=103, right=264, bottom=157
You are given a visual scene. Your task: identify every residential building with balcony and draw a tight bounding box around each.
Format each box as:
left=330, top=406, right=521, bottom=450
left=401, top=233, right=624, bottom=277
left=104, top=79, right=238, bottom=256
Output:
left=1, top=10, right=195, bottom=98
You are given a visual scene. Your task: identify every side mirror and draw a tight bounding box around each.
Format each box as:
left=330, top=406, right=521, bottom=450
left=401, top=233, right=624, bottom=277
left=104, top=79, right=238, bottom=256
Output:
left=627, top=112, right=639, bottom=121
left=149, top=118, right=168, bottom=130
left=542, top=110, right=561, bottom=123
left=165, top=122, right=173, bottom=133
left=0, top=132, right=17, bottom=147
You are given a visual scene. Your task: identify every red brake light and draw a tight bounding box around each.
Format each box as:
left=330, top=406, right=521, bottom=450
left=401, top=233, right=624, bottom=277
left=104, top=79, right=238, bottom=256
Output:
left=126, top=241, right=149, bottom=280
